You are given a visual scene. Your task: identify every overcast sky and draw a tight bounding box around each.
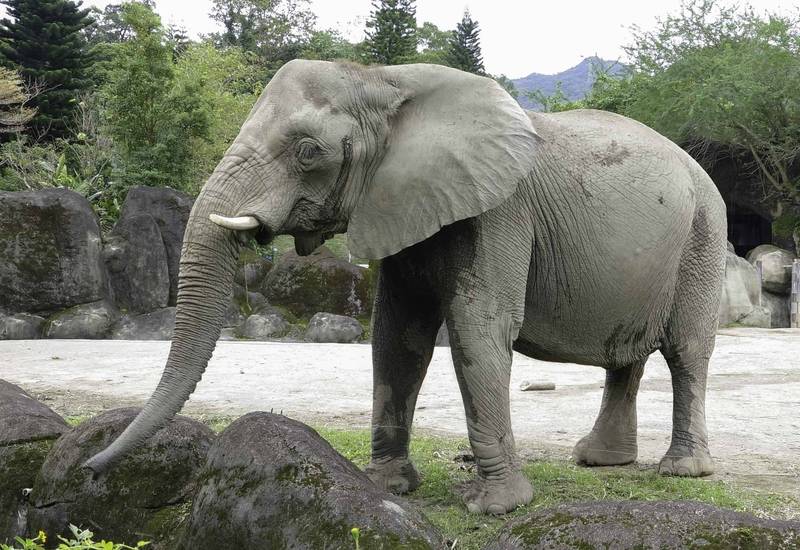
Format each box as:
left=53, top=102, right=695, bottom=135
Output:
left=39, top=0, right=800, bottom=77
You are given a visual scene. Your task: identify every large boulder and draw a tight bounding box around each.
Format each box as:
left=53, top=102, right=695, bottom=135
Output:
left=746, top=244, right=795, bottom=295
left=241, top=312, right=288, bottom=340
left=305, top=312, right=363, bottom=343
left=44, top=300, right=119, bottom=339
left=718, top=251, right=770, bottom=327
left=0, top=313, right=45, bottom=340
left=180, top=412, right=444, bottom=549
left=110, top=307, right=176, bottom=340
left=485, top=500, right=800, bottom=549
left=0, top=380, right=68, bottom=543
left=28, top=408, right=214, bottom=547
left=263, top=246, right=371, bottom=318
left=104, top=213, right=170, bottom=313
left=119, top=187, right=193, bottom=306
left=0, top=189, right=107, bottom=314
left=234, top=248, right=273, bottom=289
left=761, top=290, right=790, bottom=328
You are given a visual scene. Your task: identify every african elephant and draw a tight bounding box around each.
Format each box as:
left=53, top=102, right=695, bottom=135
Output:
left=86, top=60, right=727, bottom=515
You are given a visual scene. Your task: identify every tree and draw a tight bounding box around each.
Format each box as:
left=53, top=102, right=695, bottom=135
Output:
left=445, top=10, right=485, bottom=75
left=103, top=2, right=210, bottom=189
left=299, top=29, right=360, bottom=62
left=363, top=0, right=417, bottom=65
left=414, top=22, right=450, bottom=65
left=209, top=0, right=316, bottom=76
left=0, top=0, right=94, bottom=138
left=84, top=0, right=156, bottom=44
left=0, top=66, right=35, bottom=135
left=493, top=75, right=519, bottom=99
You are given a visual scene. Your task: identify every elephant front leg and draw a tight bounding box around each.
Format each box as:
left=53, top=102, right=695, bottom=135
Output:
left=365, top=265, right=442, bottom=494
left=573, top=360, right=645, bottom=466
left=449, top=311, right=533, bottom=515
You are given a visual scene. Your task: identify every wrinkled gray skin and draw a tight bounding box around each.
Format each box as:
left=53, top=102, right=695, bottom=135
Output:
left=85, top=60, right=727, bottom=515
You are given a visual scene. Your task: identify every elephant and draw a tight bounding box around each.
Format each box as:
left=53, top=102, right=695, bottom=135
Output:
left=85, top=60, right=727, bottom=515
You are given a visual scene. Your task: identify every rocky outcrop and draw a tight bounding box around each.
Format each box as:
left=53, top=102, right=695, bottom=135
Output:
left=110, top=307, right=176, bottom=340
left=28, top=408, right=214, bottom=548
left=234, top=249, right=272, bottom=289
left=119, top=187, right=193, bottom=306
left=305, top=312, right=363, bottom=343
left=263, top=246, right=371, bottom=318
left=719, top=251, right=770, bottom=327
left=44, top=300, right=120, bottom=339
left=180, top=412, right=444, bottom=549
left=0, top=189, right=107, bottom=314
left=0, top=380, right=68, bottom=543
left=104, top=213, right=170, bottom=313
left=241, top=312, right=288, bottom=340
left=746, top=244, right=795, bottom=294
left=0, top=313, right=45, bottom=340
left=485, top=500, right=800, bottom=549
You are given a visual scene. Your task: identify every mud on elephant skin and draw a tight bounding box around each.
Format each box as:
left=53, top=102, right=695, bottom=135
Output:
left=85, top=60, right=727, bottom=516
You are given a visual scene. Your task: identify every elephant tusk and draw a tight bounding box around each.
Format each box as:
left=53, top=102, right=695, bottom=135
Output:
left=209, top=214, right=260, bottom=231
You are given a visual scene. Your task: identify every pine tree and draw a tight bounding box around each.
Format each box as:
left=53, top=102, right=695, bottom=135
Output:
left=364, top=0, right=417, bottom=65
left=0, top=0, right=94, bottom=138
left=446, top=10, right=485, bottom=75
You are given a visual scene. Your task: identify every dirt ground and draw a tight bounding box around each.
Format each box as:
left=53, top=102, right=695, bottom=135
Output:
left=1, top=327, right=798, bottom=500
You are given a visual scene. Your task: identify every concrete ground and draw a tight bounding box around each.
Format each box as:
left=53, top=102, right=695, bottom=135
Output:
left=1, top=327, right=798, bottom=499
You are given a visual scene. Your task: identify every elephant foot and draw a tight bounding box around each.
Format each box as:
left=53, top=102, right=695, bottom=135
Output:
left=461, top=470, right=533, bottom=515
left=364, top=456, right=420, bottom=494
left=658, top=446, right=714, bottom=477
left=573, top=429, right=637, bottom=466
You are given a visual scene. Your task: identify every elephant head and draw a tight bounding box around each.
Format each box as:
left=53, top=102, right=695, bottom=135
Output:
left=84, top=60, right=538, bottom=473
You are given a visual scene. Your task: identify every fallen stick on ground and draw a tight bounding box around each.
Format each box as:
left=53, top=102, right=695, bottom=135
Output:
left=519, top=381, right=556, bottom=391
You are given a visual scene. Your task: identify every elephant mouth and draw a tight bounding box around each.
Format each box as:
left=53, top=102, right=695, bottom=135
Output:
left=294, top=232, right=328, bottom=256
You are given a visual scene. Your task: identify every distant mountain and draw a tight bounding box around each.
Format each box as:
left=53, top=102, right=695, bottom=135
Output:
left=512, top=56, right=627, bottom=110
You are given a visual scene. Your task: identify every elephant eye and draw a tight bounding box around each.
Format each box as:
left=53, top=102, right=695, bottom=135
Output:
left=296, top=139, right=321, bottom=166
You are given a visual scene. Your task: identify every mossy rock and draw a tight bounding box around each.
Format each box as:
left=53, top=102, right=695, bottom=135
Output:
left=27, top=408, right=214, bottom=548
left=180, top=412, right=444, bottom=549
left=485, top=500, right=800, bottom=549
left=262, top=246, right=371, bottom=318
left=0, top=380, right=68, bottom=543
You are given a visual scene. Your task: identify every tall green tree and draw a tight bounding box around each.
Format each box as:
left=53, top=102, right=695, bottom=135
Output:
left=0, top=66, right=35, bottom=135
left=445, top=10, right=485, bottom=75
left=414, top=22, right=450, bottom=65
left=0, top=0, right=94, bottom=138
left=364, top=0, right=417, bottom=65
left=103, top=2, right=210, bottom=188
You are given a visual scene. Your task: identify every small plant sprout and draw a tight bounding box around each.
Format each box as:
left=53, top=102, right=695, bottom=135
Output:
left=350, top=527, right=360, bottom=550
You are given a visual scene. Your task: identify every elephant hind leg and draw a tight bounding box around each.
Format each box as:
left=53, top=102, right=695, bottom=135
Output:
left=573, top=359, right=645, bottom=467
left=657, top=208, right=724, bottom=477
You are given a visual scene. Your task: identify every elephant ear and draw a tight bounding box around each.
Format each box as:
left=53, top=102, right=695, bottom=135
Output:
left=347, top=64, right=539, bottom=259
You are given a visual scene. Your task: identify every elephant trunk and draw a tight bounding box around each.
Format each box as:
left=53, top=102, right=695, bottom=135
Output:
left=84, top=184, right=241, bottom=474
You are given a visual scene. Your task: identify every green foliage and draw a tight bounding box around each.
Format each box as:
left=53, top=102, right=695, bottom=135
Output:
left=0, top=525, right=149, bottom=550
left=445, top=10, right=485, bottom=75
left=493, top=74, right=519, bottom=99
left=596, top=0, right=800, bottom=201
left=209, top=0, right=316, bottom=79
left=0, top=0, right=94, bottom=139
left=84, top=1, right=156, bottom=45
left=413, top=22, right=450, bottom=65
left=101, top=2, right=211, bottom=190
left=0, top=66, right=34, bottom=135
left=299, top=29, right=361, bottom=62
left=363, top=0, right=417, bottom=65
left=526, top=82, right=584, bottom=113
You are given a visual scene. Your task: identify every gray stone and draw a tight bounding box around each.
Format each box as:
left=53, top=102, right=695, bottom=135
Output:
left=485, top=500, right=800, bottom=549
left=241, top=313, right=288, bottom=340
left=0, top=189, right=107, bottom=314
left=180, top=412, right=444, bottom=549
left=761, top=290, right=790, bottom=328
left=305, top=312, right=363, bottom=343
left=0, top=313, right=45, bottom=340
left=104, top=213, right=170, bottom=314
left=110, top=307, right=176, bottom=340
left=28, top=408, right=214, bottom=547
left=119, top=187, right=193, bottom=306
left=718, top=251, right=769, bottom=327
left=746, top=244, right=796, bottom=295
left=0, top=380, right=68, bottom=543
left=263, top=246, right=371, bottom=318
left=44, top=300, right=119, bottom=339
